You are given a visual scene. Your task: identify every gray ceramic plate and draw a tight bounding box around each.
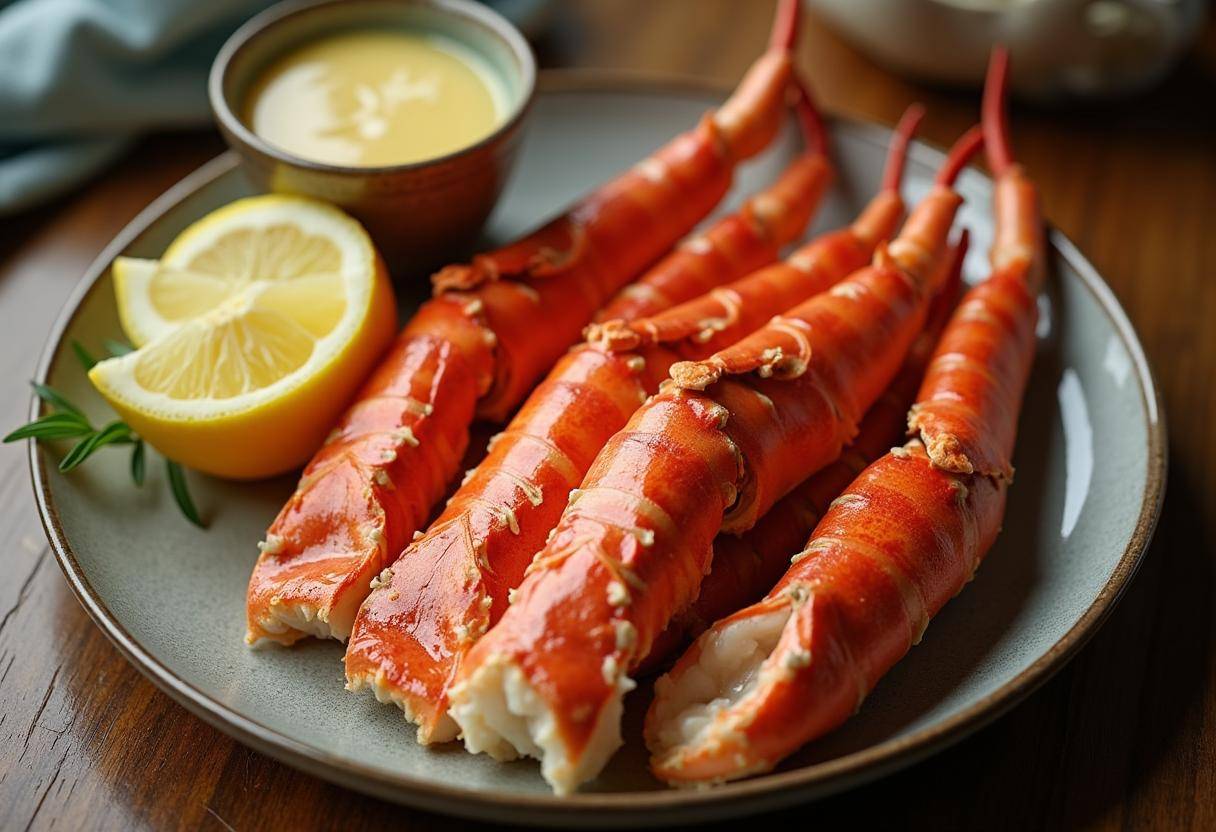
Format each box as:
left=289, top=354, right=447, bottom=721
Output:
left=30, top=76, right=1166, bottom=827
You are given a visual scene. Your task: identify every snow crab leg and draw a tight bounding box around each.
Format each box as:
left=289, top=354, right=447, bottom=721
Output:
left=447, top=126, right=985, bottom=794
left=646, top=48, right=1043, bottom=785
left=244, top=0, right=804, bottom=647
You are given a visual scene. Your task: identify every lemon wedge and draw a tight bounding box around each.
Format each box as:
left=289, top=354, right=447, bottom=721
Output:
left=91, top=195, right=396, bottom=479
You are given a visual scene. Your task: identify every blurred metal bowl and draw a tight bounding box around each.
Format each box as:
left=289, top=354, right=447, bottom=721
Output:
left=807, top=0, right=1206, bottom=99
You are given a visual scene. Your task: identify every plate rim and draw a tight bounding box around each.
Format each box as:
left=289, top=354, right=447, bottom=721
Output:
left=27, top=73, right=1168, bottom=826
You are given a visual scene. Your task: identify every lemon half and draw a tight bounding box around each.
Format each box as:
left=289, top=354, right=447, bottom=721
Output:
left=92, top=195, right=396, bottom=479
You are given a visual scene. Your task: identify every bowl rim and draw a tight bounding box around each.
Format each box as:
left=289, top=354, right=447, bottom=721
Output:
left=30, top=72, right=1167, bottom=827
left=208, top=0, right=538, bottom=176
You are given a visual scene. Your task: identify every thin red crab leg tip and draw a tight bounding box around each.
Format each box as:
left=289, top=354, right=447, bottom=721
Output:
left=881, top=103, right=925, bottom=193
left=952, top=228, right=971, bottom=277
left=934, top=124, right=984, bottom=187
left=983, top=46, right=1015, bottom=176
left=770, top=0, right=801, bottom=52
left=955, top=227, right=971, bottom=258
left=793, top=72, right=829, bottom=158
left=932, top=228, right=970, bottom=321
left=982, top=47, right=1044, bottom=289
left=713, top=53, right=796, bottom=164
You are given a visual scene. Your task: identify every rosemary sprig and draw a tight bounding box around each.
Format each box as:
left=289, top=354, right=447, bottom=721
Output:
left=70, top=340, right=98, bottom=370
left=130, top=439, right=146, bottom=486
left=58, top=420, right=134, bottom=472
left=166, top=460, right=204, bottom=528
left=4, top=411, right=93, bottom=442
left=5, top=339, right=205, bottom=527
left=32, top=382, right=83, bottom=417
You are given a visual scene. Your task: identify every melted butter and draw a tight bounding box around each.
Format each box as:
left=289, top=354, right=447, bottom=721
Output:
left=245, top=29, right=507, bottom=167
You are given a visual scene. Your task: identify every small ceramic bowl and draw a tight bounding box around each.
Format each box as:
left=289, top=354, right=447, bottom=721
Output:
left=209, top=0, right=536, bottom=273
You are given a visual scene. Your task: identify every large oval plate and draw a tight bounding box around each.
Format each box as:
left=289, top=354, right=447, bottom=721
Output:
left=31, top=76, right=1165, bottom=827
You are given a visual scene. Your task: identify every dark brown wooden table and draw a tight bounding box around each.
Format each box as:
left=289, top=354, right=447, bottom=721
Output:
left=2, top=2, right=1213, bottom=829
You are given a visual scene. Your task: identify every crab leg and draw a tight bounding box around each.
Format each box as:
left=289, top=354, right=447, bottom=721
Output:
left=587, top=105, right=924, bottom=357
left=640, top=230, right=967, bottom=673
left=669, top=126, right=984, bottom=534
left=646, top=48, right=1043, bottom=785
left=343, top=114, right=832, bottom=742
left=244, top=1, right=804, bottom=647
left=593, top=81, right=831, bottom=325
left=447, top=126, right=984, bottom=794
left=345, top=98, right=928, bottom=743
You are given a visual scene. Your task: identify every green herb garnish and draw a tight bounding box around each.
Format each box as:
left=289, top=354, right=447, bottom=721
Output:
left=70, top=339, right=98, bottom=370
left=165, top=460, right=204, bottom=528
left=5, top=410, right=93, bottom=442
left=103, top=338, right=135, bottom=357
left=130, top=439, right=146, bottom=486
left=6, top=340, right=205, bottom=527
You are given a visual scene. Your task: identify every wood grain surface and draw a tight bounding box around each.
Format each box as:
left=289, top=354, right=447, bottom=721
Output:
left=2, top=2, right=1213, bottom=829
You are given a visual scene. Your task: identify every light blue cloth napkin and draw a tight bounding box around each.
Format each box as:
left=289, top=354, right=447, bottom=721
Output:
left=0, top=0, right=548, bottom=215
left=0, top=0, right=276, bottom=214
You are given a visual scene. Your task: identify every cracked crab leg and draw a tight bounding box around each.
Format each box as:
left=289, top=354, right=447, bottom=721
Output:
left=345, top=93, right=929, bottom=746
left=646, top=48, right=1043, bottom=785
left=446, top=126, right=984, bottom=794
left=343, top=109, right=832, bottom=742
left=244, top=2, right=803, bottom=647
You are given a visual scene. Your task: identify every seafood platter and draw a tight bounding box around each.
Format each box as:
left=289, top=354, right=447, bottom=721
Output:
left=20, top=0, right=1163, bottom=825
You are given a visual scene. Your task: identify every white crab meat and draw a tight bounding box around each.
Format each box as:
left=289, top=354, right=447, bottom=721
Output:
left=449, top=655, right=635, bottom=795
left=649, top=608, right=789, bottom=754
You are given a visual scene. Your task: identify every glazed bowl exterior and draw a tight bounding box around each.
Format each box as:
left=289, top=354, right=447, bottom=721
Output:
left=210, top=0, right=537, bottom=274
